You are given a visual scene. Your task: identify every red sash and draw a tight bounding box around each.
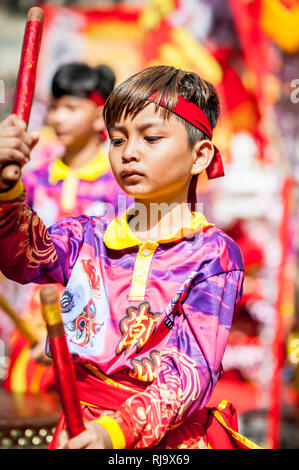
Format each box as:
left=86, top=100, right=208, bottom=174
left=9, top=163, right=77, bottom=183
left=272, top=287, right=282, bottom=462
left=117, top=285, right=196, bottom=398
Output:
left=48, top=363, right=261, bottom=449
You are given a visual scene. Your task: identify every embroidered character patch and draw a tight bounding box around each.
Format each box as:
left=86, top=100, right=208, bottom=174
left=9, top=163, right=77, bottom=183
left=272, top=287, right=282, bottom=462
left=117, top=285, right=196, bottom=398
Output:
left=59, top=259, right=110, bottom=356
left=116, top=302, right=161, bottom=355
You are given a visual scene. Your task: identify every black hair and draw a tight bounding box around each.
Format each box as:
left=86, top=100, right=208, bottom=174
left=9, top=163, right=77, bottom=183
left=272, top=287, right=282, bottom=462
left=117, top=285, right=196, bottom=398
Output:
left=104, top=65, right=221, bottom=210
left=103, top=65, right=220, bottom=148
left=51, top=62, right=116, bottom=101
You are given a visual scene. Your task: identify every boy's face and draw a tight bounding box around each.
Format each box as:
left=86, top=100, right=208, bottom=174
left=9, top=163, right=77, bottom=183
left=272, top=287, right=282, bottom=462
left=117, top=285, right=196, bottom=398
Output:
left=108, top=103, right=198, bottom=202
left=47, top=96, right=104, bottom=149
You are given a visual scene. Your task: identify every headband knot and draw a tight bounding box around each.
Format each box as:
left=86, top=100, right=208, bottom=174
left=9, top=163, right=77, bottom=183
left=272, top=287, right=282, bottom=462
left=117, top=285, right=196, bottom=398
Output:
left=148, top=92, right=224, bottom=180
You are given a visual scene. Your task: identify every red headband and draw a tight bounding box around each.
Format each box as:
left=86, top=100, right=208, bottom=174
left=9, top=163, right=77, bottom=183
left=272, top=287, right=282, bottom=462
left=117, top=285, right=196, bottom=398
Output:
left=88, top=90, right=106, bottom=107
left=88, top=90, right=108, bottom=142
left=148, top=93, right=224, bottom=179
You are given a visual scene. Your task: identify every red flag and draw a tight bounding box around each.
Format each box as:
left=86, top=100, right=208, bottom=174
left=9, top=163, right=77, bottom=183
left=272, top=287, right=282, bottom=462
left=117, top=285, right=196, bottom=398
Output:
left=228, top=0, right=270, bottom=105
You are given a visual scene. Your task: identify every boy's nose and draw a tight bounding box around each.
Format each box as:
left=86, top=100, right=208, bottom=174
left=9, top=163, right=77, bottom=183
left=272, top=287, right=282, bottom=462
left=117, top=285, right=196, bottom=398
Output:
left=122, top=142, right=141, bottom=162
left=48, top=107, right=67, bottom=126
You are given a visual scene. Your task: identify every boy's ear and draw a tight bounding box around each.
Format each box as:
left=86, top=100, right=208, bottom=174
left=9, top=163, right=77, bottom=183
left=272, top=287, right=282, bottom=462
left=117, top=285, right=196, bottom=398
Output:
left=93, top=105, right=106, bottom=133
left=191, top=140, right=214, bottom=175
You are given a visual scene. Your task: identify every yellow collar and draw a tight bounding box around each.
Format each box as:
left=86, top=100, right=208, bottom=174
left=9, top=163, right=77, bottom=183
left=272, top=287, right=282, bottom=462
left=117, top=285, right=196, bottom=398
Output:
left=48, top=150, right=110, bottom=184
left=103, top=209, right=214, bottom=250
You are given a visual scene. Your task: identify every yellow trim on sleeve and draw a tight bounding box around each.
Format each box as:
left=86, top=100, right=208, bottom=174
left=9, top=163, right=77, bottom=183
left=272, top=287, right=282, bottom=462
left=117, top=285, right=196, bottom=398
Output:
left=92, top=415, right=126, bottom=449
left=0, top=179, right=24, bottom=201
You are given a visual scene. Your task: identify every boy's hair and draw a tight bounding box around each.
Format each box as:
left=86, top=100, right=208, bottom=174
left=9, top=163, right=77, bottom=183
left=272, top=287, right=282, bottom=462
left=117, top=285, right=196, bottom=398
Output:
left=51, top=62, right=116, bottom=101
left=103, top=65, right=220, bottom=147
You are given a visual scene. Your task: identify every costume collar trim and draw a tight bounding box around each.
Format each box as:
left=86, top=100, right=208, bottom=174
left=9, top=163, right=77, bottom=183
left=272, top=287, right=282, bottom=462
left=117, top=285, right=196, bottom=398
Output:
left=104, top=209, right=213, bottom=250
left=48, top=150, right=110, bottom=184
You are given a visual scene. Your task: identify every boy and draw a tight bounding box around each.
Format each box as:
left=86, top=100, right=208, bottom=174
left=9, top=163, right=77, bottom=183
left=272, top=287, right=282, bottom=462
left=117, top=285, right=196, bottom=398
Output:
left=1, top=62, right=131, bottom=393
left=0, top=65, right=260, bottom=449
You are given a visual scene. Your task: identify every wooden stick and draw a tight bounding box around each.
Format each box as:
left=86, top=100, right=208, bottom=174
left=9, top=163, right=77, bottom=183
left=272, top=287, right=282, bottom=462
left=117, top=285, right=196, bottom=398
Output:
left=0, top=293, right=38, bottom=346
left=0, top=7, right=44, bottom=189
left=40, top=286, right=85, bottom=438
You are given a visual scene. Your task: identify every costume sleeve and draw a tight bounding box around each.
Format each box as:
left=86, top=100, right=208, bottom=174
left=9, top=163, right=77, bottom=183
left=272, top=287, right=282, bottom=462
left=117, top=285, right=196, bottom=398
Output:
left=0, top=182, right=85, bottom=286
left=95, top=268, right=244, bottom=449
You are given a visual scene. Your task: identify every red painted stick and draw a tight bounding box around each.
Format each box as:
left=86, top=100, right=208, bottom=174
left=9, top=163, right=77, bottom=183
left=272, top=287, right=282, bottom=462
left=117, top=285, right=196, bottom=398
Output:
left=0, top=7, right=44, bottom=189
left=40, top=286, right=85, bottom=438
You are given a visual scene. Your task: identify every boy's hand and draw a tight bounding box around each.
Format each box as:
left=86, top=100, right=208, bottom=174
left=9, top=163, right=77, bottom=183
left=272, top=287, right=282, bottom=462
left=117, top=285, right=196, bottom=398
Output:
left=57, top=422, right=113, bottom=449
left=0, top=114, right=39, bottom=190
left=30, top=338, right=53, bottom=366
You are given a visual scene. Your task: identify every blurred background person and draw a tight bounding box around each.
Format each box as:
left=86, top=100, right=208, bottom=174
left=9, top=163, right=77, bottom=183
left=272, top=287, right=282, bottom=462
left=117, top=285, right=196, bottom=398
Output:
left=2, top=61, right=132, bottom=394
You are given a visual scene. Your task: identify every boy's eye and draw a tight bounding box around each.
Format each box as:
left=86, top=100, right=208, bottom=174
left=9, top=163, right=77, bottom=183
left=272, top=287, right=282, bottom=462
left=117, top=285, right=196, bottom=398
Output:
left=65, top=105, right=79, bottom=111
left=48, top=105, right=57, bottom=112
left=111, top=138, right=125, bottom=146
left=144, top=136, right=162, bottom=142
left=48, top=104, right=77, bottom=112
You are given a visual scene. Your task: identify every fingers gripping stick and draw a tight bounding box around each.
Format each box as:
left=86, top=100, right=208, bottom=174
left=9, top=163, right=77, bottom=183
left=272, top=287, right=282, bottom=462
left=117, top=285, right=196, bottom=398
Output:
left=40, top=286, right=85, bottom=438
left=0, top=7, right=44, bottom=189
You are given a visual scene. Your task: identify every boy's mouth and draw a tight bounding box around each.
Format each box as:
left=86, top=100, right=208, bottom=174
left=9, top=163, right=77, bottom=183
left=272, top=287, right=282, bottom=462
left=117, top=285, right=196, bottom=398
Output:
left=121, top=169, right=145, bottom=180
left=55, top=130, right=69, bottom=137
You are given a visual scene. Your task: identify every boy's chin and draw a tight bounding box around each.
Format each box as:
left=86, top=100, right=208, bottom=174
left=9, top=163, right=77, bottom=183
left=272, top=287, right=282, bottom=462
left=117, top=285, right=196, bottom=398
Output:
left=118, top=185, right=149, bottom=199
left=57, top=136, right=73, bottom=147
left=117, top=181, right=169, bottom=201
left=122, top=188, right=154, bottom=200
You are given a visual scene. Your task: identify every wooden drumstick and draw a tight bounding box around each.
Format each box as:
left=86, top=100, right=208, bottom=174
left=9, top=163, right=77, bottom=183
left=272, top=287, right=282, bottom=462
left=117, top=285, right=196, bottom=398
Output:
left=40, top=286, right=85, bottom=438
left=0, top=7, right=44, bottom=189
left=0, top=293, right=38, bottom=346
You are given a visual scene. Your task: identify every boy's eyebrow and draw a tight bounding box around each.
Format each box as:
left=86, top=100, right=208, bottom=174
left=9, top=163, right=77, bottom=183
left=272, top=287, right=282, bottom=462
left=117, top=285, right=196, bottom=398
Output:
left=109, top=121, right=166, bottom=132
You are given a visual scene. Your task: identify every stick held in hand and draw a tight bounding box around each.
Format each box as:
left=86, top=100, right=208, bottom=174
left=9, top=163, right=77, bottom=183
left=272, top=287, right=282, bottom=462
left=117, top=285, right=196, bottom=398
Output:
left=0, top=7, right=44, bottom=189
left=40, top=286, right=85, bottom=438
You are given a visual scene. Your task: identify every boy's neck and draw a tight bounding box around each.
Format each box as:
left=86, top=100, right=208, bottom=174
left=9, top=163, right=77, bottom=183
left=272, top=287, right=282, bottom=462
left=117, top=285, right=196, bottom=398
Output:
left=62, top=135, right=101, bottom=169
left=128, top=193, right=194, bottom=243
